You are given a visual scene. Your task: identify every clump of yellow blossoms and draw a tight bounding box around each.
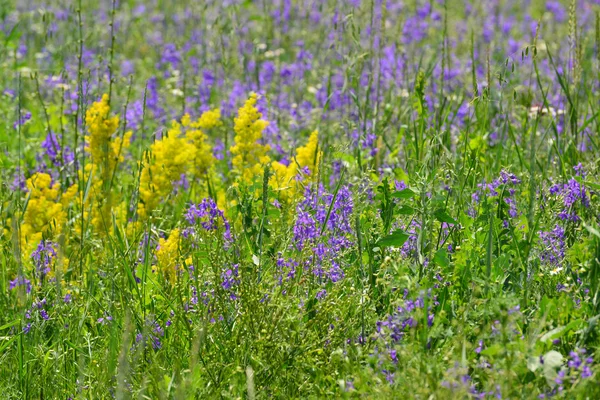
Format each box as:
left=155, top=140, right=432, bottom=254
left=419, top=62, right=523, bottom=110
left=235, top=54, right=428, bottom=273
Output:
left=82, top=94, right=132, bottom=235
left=293, top=129, right=321, bottom=177
left=230, top=93, right=271, bottom=184
left=182, top=109, right=221, bottom=178
left=155, top=228, right=181, bottom=283
left=85, top=94, right=132, bottom=183
left=138, top=109, right=221, bottom=218
left=19, top=172, right=77, bottom=262
left=270, top=130, right=322, bottom=202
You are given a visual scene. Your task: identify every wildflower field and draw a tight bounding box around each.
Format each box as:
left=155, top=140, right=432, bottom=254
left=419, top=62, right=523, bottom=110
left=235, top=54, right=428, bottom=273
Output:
left=1, top=0, right=600, bottom=398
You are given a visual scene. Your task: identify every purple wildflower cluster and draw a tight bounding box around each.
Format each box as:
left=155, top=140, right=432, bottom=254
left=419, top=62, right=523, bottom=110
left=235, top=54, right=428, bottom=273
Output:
left=220, top=264, right=240, bottom=301
left=375, top=290, right=436, bottom=344
left=97, top=314, right=113, bottom=325
left=349, top=124, right=379, bottom=158
left=31, top=240, right=56, bottom=281
left=22, top=298, right=51, bottom=334
left=441, top=363, right=502, bottom=399
left=10, top=241, right=58, bottom=294
left=293, top=184, right=353, bottom=282
left=184, top=265, right=235, bottom=323
left=184, top=198, right=232, bottom=244
left=39, top=132, right=75, bottom=170
left=372, top=290, right=437, bottom=383
left=540, top=349, right=594, bottom=398
left=472, top=170, right=521, bottom=222
left=13, top=110, right=31, bottom=129
left=275, top=255, right=298, bottom=287
left=396, top=219, right=420, bottom=260
left=549, top=178, right=590, bottom=222
left=538, top=225, right=566, bottom=270
left=9, top=275, right=32, bottom=293
left=134, top=319, right=165, bottom=351
left=184, top=276, right=212, bottom=314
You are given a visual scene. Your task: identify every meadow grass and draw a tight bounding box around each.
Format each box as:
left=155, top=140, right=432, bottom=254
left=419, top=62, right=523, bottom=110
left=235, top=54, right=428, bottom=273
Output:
left=0, top=0, right=599, bottom=398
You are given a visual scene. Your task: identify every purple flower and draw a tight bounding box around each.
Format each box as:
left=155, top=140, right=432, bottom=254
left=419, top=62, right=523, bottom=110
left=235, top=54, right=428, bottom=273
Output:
left=97, top=315, right=113, bottom=324
left=9, top=276, right=31, bottom=293
left=31, top=240, right=56, bottom=281
left=221, top=264, right=239, bottom=300
left=475, top=340, right=484, bottom=354
left=539, top=225, right=565, bottom=268
left=315, top=289, right=327, bottom=300
left=550, top=177, right=590, bottom=222
left=13, top=110, right=31, bottom=129
left=185, top=198, right=232, bottom=245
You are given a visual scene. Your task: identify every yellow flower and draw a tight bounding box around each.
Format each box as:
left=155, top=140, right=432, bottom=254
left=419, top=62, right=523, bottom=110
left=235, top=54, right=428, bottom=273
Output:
left=19, top=173, right=75, bottom=261
left=270, top=130, right=322, bottom=202
left=138, top=110, right=221, bottom=218
left=85, top=94, right=122, bottom=180
left=184, top=109, right=221, bottom=178
left=230, top=93, right=271, bottom=184
left=83, top=94, right=132, bottom=235
left=156, top=228, right=181, bottom=282
left=138, top=121, right=195, bottom=218
left=294, top=130, right=321, bottom=177
left=191, top=108, right=221, bottom=130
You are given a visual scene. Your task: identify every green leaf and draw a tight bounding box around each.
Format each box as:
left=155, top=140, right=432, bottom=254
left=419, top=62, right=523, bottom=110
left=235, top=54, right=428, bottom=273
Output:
left=582, top=220, right=600, bottom=239
left=540, top=320, right=585, bottom=343
left=540, top=326, right=565, bottom=343
left=527, top=356, right=542, bottom=372
left=397, top=205, right=415, bottom=215
left=480, top=343, right=502, bottom=356
left=377, top=230, right=410, bottom=248
left=543, top=350, right=564, bottom=368
left=434, top=248, right=449, bottom=268
left=434, top=209, right=458, bottom=225
left=332, top=152, right=356, bottom=165
left=0, top=335, right=17, bottom=354
left=584, top=181, right=600, bottom=191
left=391, top=188, right=415, bottom=199
left=542, top=350, right=564, bottom=383
left=267, top=207, right=281, bottom=218
left=0, top=320, right=20, bottom=331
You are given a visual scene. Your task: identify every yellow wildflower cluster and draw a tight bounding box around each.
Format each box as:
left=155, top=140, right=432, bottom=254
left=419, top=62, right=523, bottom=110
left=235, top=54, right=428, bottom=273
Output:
left=182, top=109, right=221, bottom=178
left=85, top=94, right=132, bottom=182
left=270, top=130, right=321, bottom=201
left=155, top=228, right=181, bottom=282
left=139, top=120, right=194, bottom=218
left=230, top=93, right=271, bottom=183
left=293, top=130, right=321, bottom=176
left=19, top=173, right=77, bottom=260
left=82, top=94, right=132, bottom=235
left=138, top=110, right=220, bottom=218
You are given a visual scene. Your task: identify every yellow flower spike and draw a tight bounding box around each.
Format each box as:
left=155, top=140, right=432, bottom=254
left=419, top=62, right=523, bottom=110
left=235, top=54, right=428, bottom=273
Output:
left=138, top=109, right=222, bottom=219
left=111, top=131, right=133, bottom=163
left=185, top=109, right=221, bottom=179
left=193, top=108, right=221, bottom=130
left=269, top=130, right=322, bottom=203
left=230, top=93, right=271, bottom=184
left=81, top=94, right=132, bottom=236
left=61, top=184, right=79, bottom=207
left=294, top=130, right=321, bottom=177
left=156, top=229, right=181, bottom=283
left=19, top=172, right=73, bottom=262
left=138, top=121, right=195, bottom=218
left=85, top=94, right=120, bottom=178
left=181, top=113, right=192, bottom=128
